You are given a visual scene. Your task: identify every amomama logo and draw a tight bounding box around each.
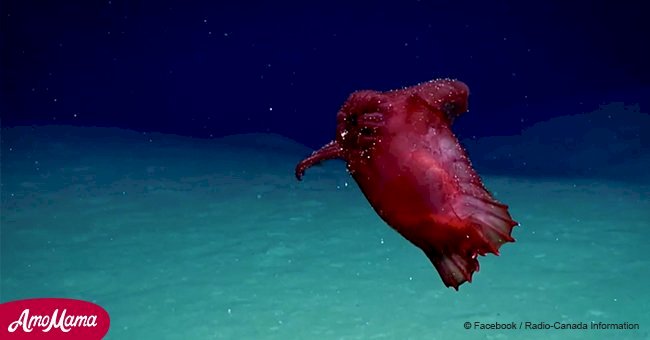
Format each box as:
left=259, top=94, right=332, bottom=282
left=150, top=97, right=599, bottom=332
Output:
left=0, top=298, right=110, bottom=339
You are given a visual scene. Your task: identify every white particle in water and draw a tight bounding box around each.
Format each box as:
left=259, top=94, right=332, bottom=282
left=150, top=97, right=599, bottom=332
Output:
left=269, top=107, right=273, bottom=111
left=227, top=308, right=232, bottom=314
left=380, top=238, right=384, bottom=244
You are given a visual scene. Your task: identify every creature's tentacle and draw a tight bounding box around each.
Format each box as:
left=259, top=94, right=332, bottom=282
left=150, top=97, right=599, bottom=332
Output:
left=295, top=140, right=344, bottom=180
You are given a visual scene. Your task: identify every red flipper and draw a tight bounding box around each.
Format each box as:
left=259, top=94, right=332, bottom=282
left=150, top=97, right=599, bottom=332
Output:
left=422, top=195, right=517, bottom=290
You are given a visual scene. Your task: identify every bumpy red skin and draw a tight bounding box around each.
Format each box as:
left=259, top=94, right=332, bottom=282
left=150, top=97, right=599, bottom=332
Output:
left=296, top=79, right=518, bottom=290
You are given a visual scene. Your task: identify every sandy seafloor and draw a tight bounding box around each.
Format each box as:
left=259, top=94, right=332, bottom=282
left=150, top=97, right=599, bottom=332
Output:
left=1, top=110, right=649, bottom=339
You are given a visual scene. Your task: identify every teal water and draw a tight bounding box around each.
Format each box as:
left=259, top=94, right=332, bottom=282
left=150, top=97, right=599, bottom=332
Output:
left=1, top=113, right=649, bottom=339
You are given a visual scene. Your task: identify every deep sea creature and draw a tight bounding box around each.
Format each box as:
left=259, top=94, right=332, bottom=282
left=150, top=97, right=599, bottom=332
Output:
left=296, top=79, right=518, bottom=289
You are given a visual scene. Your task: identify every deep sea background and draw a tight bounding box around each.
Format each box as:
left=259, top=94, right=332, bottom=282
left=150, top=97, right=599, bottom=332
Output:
left=1, top=1, right=649, bottom=339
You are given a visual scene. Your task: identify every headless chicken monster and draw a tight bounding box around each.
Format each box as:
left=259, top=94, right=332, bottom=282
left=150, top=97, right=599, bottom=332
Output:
left=295, top=79, right=518, bottom=290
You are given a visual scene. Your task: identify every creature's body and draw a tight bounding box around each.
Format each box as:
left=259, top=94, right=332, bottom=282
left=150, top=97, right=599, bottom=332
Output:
left=295, top=79, right=518, bottom=290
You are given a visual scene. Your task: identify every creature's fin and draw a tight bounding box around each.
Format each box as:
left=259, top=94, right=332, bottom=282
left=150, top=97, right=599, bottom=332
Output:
left=423, top=196, right=517, bottom=290
left=427, top=251, right=480, bottom=290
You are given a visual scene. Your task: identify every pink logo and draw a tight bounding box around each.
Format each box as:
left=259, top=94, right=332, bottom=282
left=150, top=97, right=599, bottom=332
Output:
left=0, top=298, right=110, bottom=339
